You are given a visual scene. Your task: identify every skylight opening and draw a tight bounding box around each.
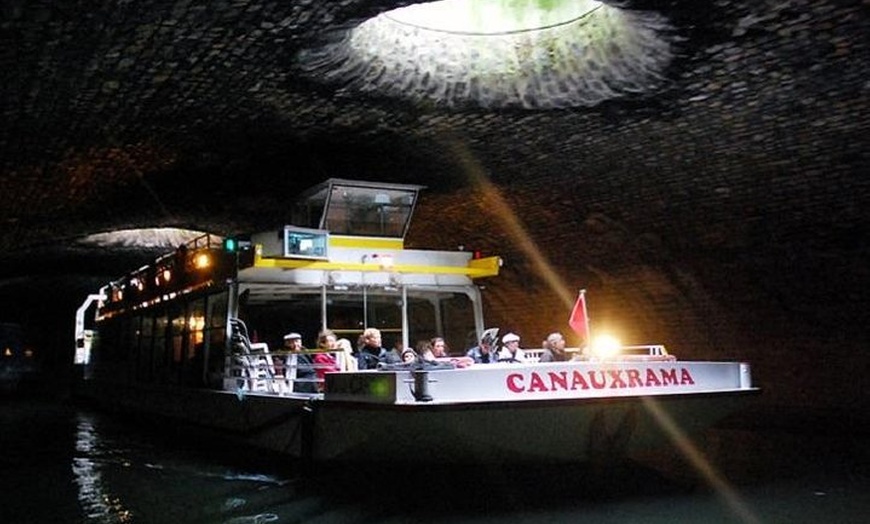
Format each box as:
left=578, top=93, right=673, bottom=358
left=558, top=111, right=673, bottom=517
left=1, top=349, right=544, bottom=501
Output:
left=297, top=0, right=675, bottom=110
left=384, top=0, right=602, bottom=35
left=79, top=227, right=212, bottom=248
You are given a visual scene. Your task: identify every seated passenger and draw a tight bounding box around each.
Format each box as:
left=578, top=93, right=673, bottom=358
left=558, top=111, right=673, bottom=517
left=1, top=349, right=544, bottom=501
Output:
left=284, top=332, right=316, bottom=393
left=401, top=346, right=418, bottom=363
left=415, top=339, right=435, bottom=362
left=498, top=332, right=527, bottom=363
left=430, top=337, right=450, bottom=358
left=381, top=339, right=404, bottom=365
left=466, top=332, right=498, bottom=364
left=336, top=337, right=358, bottom=371
left=539, top=332, right=569, bottom=362
left=314, top=329, right=340, bottom=391
left=358, top=327, right=386, bottom=370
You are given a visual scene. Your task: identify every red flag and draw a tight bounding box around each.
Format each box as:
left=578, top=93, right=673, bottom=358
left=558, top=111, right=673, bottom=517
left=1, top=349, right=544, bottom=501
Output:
left=568, top=290, right=589, bottom=341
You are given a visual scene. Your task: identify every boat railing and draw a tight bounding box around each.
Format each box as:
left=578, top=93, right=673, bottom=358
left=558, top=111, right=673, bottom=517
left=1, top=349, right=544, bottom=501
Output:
left=224, top=343, right=677, bottom=394
left=225, top=347, right=343, bottom=396
left=523, top=344, right=674, bottom=363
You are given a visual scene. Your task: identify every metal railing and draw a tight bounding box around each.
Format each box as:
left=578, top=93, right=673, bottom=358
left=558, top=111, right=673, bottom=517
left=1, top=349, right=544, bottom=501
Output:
left=223, top=343, right=677, bottom=395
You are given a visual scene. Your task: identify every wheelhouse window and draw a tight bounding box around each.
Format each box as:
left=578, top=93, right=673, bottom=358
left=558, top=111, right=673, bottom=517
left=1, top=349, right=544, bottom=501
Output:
left=289, top=179, right=422, bottom=239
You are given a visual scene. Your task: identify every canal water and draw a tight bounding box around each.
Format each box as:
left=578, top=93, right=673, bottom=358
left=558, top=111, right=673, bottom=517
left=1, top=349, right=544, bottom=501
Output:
left=1, top=398, right=867, bottom=524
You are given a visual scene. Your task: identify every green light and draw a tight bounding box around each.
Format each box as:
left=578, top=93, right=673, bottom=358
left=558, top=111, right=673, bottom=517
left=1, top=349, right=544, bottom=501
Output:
left=223, top=238, right=237, bottom=252
left=369, top=377, right=392, bottom=398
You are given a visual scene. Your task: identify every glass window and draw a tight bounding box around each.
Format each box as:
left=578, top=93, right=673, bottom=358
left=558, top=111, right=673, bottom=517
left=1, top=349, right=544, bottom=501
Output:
left=325, top=185, right=416, bottom=237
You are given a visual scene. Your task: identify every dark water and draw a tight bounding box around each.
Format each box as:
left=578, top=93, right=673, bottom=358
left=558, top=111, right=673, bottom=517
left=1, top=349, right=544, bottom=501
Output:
left=1, top=398, right=868, bottom=524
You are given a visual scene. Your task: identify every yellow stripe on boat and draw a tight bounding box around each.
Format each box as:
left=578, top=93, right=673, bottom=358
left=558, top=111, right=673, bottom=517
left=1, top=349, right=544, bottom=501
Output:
left=329, top=236, right=404, bottom=250
left=252, top=252, right=501, bottom=278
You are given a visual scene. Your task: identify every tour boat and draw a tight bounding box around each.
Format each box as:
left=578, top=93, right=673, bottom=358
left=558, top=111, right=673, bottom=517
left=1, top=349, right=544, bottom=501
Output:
left=73, top=178, right=758, bottom=464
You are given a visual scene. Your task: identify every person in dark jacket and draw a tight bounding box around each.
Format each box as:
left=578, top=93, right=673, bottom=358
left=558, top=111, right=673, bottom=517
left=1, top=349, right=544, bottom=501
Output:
left=539, top=332, right=568, bottom=362
left=466, top=332, right=498, bottom=364
left=284, top=332, right=316, bottom=393
left=358, top=327, right=386, bottom=369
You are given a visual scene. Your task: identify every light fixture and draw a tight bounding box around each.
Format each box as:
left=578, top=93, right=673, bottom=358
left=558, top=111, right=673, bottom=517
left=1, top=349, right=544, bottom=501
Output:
left=194, top=253, right=211, bottom=269
left=590, top=334, right=622, bottom=359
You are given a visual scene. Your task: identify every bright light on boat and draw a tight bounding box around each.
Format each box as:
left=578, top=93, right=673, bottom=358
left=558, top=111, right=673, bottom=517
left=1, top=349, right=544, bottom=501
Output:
left=194, top=253, right=211, bottom=269
left=590, top=334, right=622, bottom=359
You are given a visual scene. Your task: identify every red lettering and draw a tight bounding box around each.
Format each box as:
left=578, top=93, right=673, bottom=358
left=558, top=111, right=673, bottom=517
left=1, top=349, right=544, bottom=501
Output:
left=507, top=373, right=524, bottom=393
left=645, top=368, right=662, bottom=386
left=680, top=368, right=695, bottom=385
left=660, top=368, right=678, bottom=386
left=571, top=370, right=589, bottom=390
left=548, top=371, right=568, bottom=391
left=528, top=372, right=548, bottom=392
left=507, top=366, right=696, bottom=395
left=589, top=370, right=607, bottom=389
left=608, top=369, right=627, bottom=388
left=626, top=368, right=642, bottom=387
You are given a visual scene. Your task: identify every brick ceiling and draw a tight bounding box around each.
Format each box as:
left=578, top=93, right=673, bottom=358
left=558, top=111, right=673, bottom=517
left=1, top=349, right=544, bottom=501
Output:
left=1, top=1, right=868, bottom=408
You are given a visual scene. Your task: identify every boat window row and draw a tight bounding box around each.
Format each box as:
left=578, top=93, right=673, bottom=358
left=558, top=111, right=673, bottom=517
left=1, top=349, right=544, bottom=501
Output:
left=92, top=291, right=229, bottom=388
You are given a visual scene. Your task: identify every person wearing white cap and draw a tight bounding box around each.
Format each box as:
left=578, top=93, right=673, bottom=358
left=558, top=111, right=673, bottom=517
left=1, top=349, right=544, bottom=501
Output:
left=283, top=331, right=316, bottom=393
left=498, top=332, right=527, bottom=363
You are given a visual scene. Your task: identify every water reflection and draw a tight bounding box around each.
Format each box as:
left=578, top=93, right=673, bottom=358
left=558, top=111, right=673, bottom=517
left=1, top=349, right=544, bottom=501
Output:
left=2, top=400, right=868, bottom=523
left=67, top=407, right=296, bottom=523
left=640, top=396, right=762, bottom=524
left=72, top=412, right=133, bottom=523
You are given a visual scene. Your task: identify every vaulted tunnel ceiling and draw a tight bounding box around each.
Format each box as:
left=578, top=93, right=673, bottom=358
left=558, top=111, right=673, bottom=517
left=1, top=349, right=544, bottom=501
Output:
left=2, top=1, right=869, bottom=409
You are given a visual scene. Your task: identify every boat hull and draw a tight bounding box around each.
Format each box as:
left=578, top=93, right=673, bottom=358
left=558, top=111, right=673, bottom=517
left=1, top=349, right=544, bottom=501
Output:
left=311, top=391, right=756, bottom=464
left=74, top=378, right=313, bottom=456
left=74, top=375, right=757, bottom=465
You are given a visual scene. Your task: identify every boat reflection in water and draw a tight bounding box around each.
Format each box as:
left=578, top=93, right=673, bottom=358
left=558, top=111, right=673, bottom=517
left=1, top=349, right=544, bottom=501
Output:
left=1, top=398, right=863, bottom=523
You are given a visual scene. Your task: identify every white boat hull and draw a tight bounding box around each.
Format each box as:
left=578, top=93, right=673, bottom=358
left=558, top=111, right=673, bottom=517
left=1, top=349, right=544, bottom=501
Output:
left=75, top=360, right=758, bottom=465
left=312, top=391, right=756, bottom=464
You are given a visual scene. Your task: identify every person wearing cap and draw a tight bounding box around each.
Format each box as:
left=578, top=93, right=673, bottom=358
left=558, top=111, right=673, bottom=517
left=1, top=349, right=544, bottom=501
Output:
left=466, top=332, right=498, bottom=364
left=498, top=332, right=527, bottom=363
left=284, top=331, right=316, bottom=393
